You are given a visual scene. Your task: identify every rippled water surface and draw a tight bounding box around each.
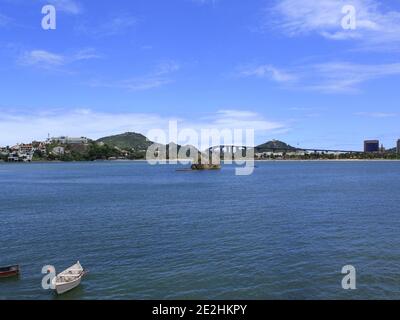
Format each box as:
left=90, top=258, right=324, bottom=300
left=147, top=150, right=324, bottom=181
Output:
left=1, top=161, right=400, bottom=300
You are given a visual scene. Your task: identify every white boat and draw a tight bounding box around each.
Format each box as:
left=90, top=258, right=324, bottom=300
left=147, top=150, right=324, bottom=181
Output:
left=52, top=261, right=86, bottom=295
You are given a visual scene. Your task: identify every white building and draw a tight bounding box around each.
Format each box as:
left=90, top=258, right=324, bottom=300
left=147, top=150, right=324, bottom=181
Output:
left=52, top=146, right=65, bottom=155
left=49, top=136, right=88, bottom=145
left=0, top=147, right=8, bottom=155
left=7, top=144, right=34, bottom=162
left=8, top=152, right=32, bottom=162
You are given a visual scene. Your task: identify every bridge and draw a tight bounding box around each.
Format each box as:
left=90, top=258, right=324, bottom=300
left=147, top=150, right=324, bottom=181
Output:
left=292, top=148, right=363, bottom=154
left=206, top=145, right=364, bottom=157
left=254, top=147, right=363, bottom=154
left=207, top=145, right=250, bottom=160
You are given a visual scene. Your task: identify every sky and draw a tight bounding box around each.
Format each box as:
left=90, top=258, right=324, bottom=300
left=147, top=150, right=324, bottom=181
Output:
left=0, top=0, right=400, bottom=150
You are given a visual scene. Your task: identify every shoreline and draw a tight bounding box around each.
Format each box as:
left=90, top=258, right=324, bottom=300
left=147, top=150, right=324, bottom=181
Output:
left=254, top=159, right=400, bottom=162
left=1, top=158, right=400, bottom=165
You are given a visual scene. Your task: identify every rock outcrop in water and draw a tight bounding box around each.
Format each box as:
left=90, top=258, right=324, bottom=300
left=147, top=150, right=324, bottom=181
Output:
left=191, top=153, right=221, bottom=171
left=191, top=163, right=221, bottom=170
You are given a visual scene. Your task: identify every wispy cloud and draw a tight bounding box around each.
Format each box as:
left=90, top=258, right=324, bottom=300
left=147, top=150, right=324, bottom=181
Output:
left=289, top=107, right=323, bottom=111
left=0, top=13, right=12, bottom=27
left=0, top=109, right=166, bottom=146
left=76, top=14, right=137, bottom=37
left=44, top=0, right=82, bottom=14
left=190, top=0, right=219, bottom=6
left=267, top=0, right=400, bottom=48
left=304, top=62, right=400, bottom=93
left=237, top=64, right=297, bottom=83
left=72, top=48, right=103, bottom=61
left=87, top=61, right=180, bottom=92
left=237, top=61, right=400, bottom=93
left=0, top=108, right=287, bottom=146
left=355, top=112, right=398, bottom=118
left=140, top=45, right=153, bottom=50
left=17, top=48, right=101, bottom=70
left=207, top=109, right=286, bottom=132
left=89, top=78, right=173, bottom=91
left=18, top=50, right=65, bottom=67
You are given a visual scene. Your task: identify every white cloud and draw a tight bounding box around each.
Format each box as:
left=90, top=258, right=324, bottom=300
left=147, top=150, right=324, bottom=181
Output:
left=190, top=0, right=219, bottom=6
left=238, top=64, right=297, bottom=83
left=101, top=15, right=137, bottom=34
left=268, top=0, right=400, bottom=48
left=18, top=48, right=101, bottom=70
left=355, top=112, right=397, bottom=118
left=76, top=14, right=137, bottom=37
left=72, top=48, right=102, bottom=61
left=87, top=61, right=180, bottom=91
left=140, top=45, right=153, bottom=50
left=0, top=109, right=167, bottom=146
left=0, top=108, right=287, bottom=146
left=238, top=61, right=400, bottom=93
left=18, top=50, right=65, bottom=67
left=304, top=62, right=400, bottom=93
left=207, top=109, right=285, bottom=131
left=154, top=61, right=181, bottom=76
left=45, top=0, right=82, bottom=14
left=0, top=13, right=11, bottom=26
left=89, top=78, right=173, bottom=91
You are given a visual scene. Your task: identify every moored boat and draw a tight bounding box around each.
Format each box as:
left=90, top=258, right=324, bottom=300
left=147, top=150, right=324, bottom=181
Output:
left=0, top=265, right=20, bottom=278
left=52, top=261, right=86, bottom=295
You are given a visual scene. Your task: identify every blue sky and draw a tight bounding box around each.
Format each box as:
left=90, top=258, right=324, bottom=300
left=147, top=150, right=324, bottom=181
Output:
left=0, top=0, right=400, bottom=149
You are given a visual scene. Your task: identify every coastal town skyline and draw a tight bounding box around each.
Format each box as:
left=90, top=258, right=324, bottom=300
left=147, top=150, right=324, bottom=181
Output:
left=1, top=132, right=399, bottom=164
left=0, top=0, right=400, bottom=149
left=1, top=130, right=400, bottom=151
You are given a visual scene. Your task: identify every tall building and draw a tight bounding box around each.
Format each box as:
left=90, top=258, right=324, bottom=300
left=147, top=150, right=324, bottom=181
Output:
left=364, top=140, right=380, bottom=153
left=397, top=139, right=400, bottom=154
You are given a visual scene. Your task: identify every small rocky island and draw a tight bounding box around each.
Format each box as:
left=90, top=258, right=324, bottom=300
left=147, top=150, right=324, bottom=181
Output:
left=191, top=153, right=221, bottom=171
left=191, top=163, right=221, bottom=170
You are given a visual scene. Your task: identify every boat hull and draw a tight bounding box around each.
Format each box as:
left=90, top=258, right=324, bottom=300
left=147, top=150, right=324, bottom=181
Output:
left=0, top=266, right=19, bottom=278
left=0, top=270, right=19, bottom=278
left=55, top=277, right=82, bottom=295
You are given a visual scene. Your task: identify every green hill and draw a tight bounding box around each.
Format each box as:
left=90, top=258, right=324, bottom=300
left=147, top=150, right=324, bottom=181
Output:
left=256, top=140, right=296, bottom=152
left=97, top=132, right=154, bottom=151
left=96, top=133, right=200, bottom=159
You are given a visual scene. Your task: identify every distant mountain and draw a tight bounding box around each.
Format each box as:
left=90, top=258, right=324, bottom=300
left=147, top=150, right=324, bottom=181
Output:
left=255, top=140, right=296, bottom=152
left=97, top=132, right=154, bottom=151
left=97, top=133, right=200, bottom=159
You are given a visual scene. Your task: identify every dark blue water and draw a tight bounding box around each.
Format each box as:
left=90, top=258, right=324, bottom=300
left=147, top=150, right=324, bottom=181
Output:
left=1, top=161, right=400, bottom=300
